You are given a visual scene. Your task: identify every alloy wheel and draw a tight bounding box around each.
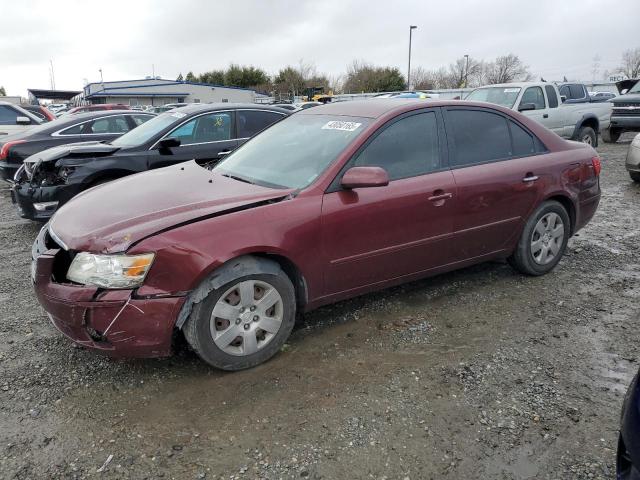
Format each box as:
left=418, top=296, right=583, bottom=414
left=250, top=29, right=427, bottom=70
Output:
left=530, top=212, right=565, bottom=265
left=209, top=280, right=284, bottom=356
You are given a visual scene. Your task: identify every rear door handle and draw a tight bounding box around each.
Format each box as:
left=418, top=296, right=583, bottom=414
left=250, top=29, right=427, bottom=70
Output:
left=218, top=150, right=232, bottom=157
left=522, top=174, right=539, bottom=183
left=543, top=114, right=549, bottom=118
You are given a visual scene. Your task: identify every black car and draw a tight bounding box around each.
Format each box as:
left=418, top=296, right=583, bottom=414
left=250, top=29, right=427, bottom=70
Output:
left=0, top=110, right=155, bottom=181
left=618, top=369, right=640, bottom=479
left=11, top=103, right=289, bottom=220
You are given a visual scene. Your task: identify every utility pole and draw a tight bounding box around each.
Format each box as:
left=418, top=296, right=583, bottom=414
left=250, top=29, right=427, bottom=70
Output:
left=50, top=59, right=56, bottom=90
left=407, top=25, right=417, bottom=90
left=464, top=54, right=469, bottom=88
left=152, top=64, right=155, bottom=79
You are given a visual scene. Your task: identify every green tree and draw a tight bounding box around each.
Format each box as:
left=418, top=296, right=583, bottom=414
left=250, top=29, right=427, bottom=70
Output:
left=343, top=61, right=406, bottom=93
left=185, top=71, right=197, bottom=82
left=199, top=70, right=225, bottom=85
left=274, top=66, right=305, bottom=95
left=0, top=86, right=6, bottom=96
left=176, top=73, right=184, bottom=81
left=224, top=64, right=269, bottom=88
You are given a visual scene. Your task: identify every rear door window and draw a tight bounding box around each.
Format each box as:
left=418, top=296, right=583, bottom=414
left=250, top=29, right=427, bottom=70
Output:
left=352, top=111, right=441, bottom=180
left=447, top=109, right=512, bottom=167
left=166, top=112, right=234, bottom=145
left=544, top=85, right=559, bottom=108
left=237, top=111, right=285, bottom=138
left=131, top=114, right=153, bottom=127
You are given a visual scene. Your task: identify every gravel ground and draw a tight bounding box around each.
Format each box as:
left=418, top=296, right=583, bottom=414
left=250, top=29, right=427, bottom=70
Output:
left=1, top=135, right=639, bottom=480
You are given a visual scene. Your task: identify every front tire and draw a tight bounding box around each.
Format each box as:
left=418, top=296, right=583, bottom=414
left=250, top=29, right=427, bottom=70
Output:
left=602, top=127, right=622, bottom=143
left=630, top=171, right=640, bottom=183
left=508, top=201, right=570, bottom=276
left=184, top=270, right=296, bottom=370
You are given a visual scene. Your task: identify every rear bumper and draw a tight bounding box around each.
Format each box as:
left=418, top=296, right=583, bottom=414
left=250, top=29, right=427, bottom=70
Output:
left=619, top=373, right=640, bottom=479
left=33, top=249, right=185, bottom=358
left=626, top=144, right=640, bottom=172
left=575, top=192, right=600, bottom=233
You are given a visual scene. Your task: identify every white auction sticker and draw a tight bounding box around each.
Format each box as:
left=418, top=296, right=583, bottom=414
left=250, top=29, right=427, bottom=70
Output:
left=503, top=88, right=520, bottom=93
left=322, top=121, right=362, bottom=132
left=171, top=112, right=187, bottom=118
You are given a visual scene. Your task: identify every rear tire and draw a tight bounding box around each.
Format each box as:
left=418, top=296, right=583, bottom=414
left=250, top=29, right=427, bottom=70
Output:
left=630, top=172, right=640, bottom=183
left=601, top=127, right=621, bottom=143
left=576, top=126, right=597, bottom=146
left=508, top=201, right=570, bottom=276
left=184, top=269, right=296, bottom=370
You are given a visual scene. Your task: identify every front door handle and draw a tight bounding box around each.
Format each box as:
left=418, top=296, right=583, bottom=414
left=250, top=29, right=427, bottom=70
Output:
left=428, top=192, right=453, bottom=201
left=543, top=114, right=549, bottom=118
left=428, top=190, right=453, bottom=206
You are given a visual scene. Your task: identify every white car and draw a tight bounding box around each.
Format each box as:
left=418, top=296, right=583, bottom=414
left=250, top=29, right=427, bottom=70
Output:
left=466, top=82, right=612, bottom=146
left=0, top=102, right=42, bottom=136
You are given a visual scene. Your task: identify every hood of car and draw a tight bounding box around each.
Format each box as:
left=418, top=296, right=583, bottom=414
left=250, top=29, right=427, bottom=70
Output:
left=49, top=160, right=296, bottom=253
left=611, top=93, right=640, bottom=104
left=23, top=141, right=121, bottom=165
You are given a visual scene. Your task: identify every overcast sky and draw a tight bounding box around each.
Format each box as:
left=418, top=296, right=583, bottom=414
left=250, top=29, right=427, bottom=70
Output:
left=1, top=0, right=636, bottom=97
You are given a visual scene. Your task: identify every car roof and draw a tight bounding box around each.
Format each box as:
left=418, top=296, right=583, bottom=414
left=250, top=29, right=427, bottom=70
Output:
left=298, top=98, right=544, bottom=119
left=177, top=103, right=291, bottom=114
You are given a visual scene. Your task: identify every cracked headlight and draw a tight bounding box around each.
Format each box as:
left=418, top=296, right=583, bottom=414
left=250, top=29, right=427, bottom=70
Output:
left=67, top=252, right=155, bottom=288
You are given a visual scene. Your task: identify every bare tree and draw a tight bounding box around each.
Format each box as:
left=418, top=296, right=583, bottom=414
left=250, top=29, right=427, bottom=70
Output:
left=617, top=48, right=640, bottom=79
left=484, top=54, right=532, bottom=84
left=591, top=54, right=601, bottom=82
left=448, top=56, right=483, bottom=88
left=410, top=66, right=436, bottom=90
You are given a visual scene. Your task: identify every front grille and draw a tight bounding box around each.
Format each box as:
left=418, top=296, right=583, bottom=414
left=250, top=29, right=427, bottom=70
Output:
left=614, top=103, right=640, bottom=108
left=612, top=110, right=640, bottom=117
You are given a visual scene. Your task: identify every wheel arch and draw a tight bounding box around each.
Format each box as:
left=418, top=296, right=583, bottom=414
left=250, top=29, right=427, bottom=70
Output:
left=572, top=114, right=599, bottom=138
left=175, top=253, right=308, bottom=330
left=544, top=194, right=576, bottom=235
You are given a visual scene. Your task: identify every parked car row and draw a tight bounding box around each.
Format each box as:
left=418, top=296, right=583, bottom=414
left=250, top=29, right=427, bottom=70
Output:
left=8, top=104, right=289, bottom=219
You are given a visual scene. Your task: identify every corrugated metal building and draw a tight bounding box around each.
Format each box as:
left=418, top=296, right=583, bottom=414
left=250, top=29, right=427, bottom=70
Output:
left=82, top=78, right=256, bottom=106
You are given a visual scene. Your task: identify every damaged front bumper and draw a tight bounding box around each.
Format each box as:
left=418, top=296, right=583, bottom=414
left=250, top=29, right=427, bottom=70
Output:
left=33, top=247, right=186, bottom=358
left=11, top=181, right=79, bottom=221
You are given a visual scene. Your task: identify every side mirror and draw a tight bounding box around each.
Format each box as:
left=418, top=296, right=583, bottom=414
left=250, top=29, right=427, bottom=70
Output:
left=157, top=137, right=181, bottom=154
left=560, top=95, right=567, bottom=103
left=517, top=103, right=537, bottom=112
left=341, top=166, right=389, bottom=189
left=16, top=116, right=31, bottom=125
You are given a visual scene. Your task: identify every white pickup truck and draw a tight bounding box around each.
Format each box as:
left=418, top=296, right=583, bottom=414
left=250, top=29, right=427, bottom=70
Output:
left=466, top=82, right=612, bottom=146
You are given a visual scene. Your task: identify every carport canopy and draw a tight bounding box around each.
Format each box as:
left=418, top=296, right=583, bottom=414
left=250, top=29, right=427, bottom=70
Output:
left=27, top=88, right=81, bottom=103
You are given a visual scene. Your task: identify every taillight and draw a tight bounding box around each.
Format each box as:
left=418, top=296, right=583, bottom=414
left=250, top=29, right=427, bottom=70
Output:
left=0, top=140, right=26, bottom=160
left=591, top=156, right=601, bottom=176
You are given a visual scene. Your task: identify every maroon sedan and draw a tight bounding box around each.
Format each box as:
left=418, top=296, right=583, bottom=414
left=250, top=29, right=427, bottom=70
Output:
left=32, top=99, right=601, bottom=370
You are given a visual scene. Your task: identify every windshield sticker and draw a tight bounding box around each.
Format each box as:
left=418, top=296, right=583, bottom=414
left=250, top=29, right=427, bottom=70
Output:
left=503, top=88, right=520, bottom=93
left=322, top=121, right=362, bottom=132
left=171, top=112, right=187, bottom=118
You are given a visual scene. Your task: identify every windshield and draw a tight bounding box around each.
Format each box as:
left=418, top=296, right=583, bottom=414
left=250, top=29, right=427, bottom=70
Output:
left=110, top=111, right=183, bottom=147
left=215, top=114, right=370, bottom=189
left=466, top=87, right=522, bottom=108
left=629, top=81, right=640, bottom=94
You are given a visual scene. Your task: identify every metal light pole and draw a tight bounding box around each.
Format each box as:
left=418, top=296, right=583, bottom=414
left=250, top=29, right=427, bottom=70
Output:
left=464, top=54, right=469, bottom=88
left=407, top=25, right=417, bottom=91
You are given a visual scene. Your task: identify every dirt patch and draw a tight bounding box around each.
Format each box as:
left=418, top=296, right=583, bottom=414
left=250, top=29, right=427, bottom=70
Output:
left=0, top=135, right=638, bottom=479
